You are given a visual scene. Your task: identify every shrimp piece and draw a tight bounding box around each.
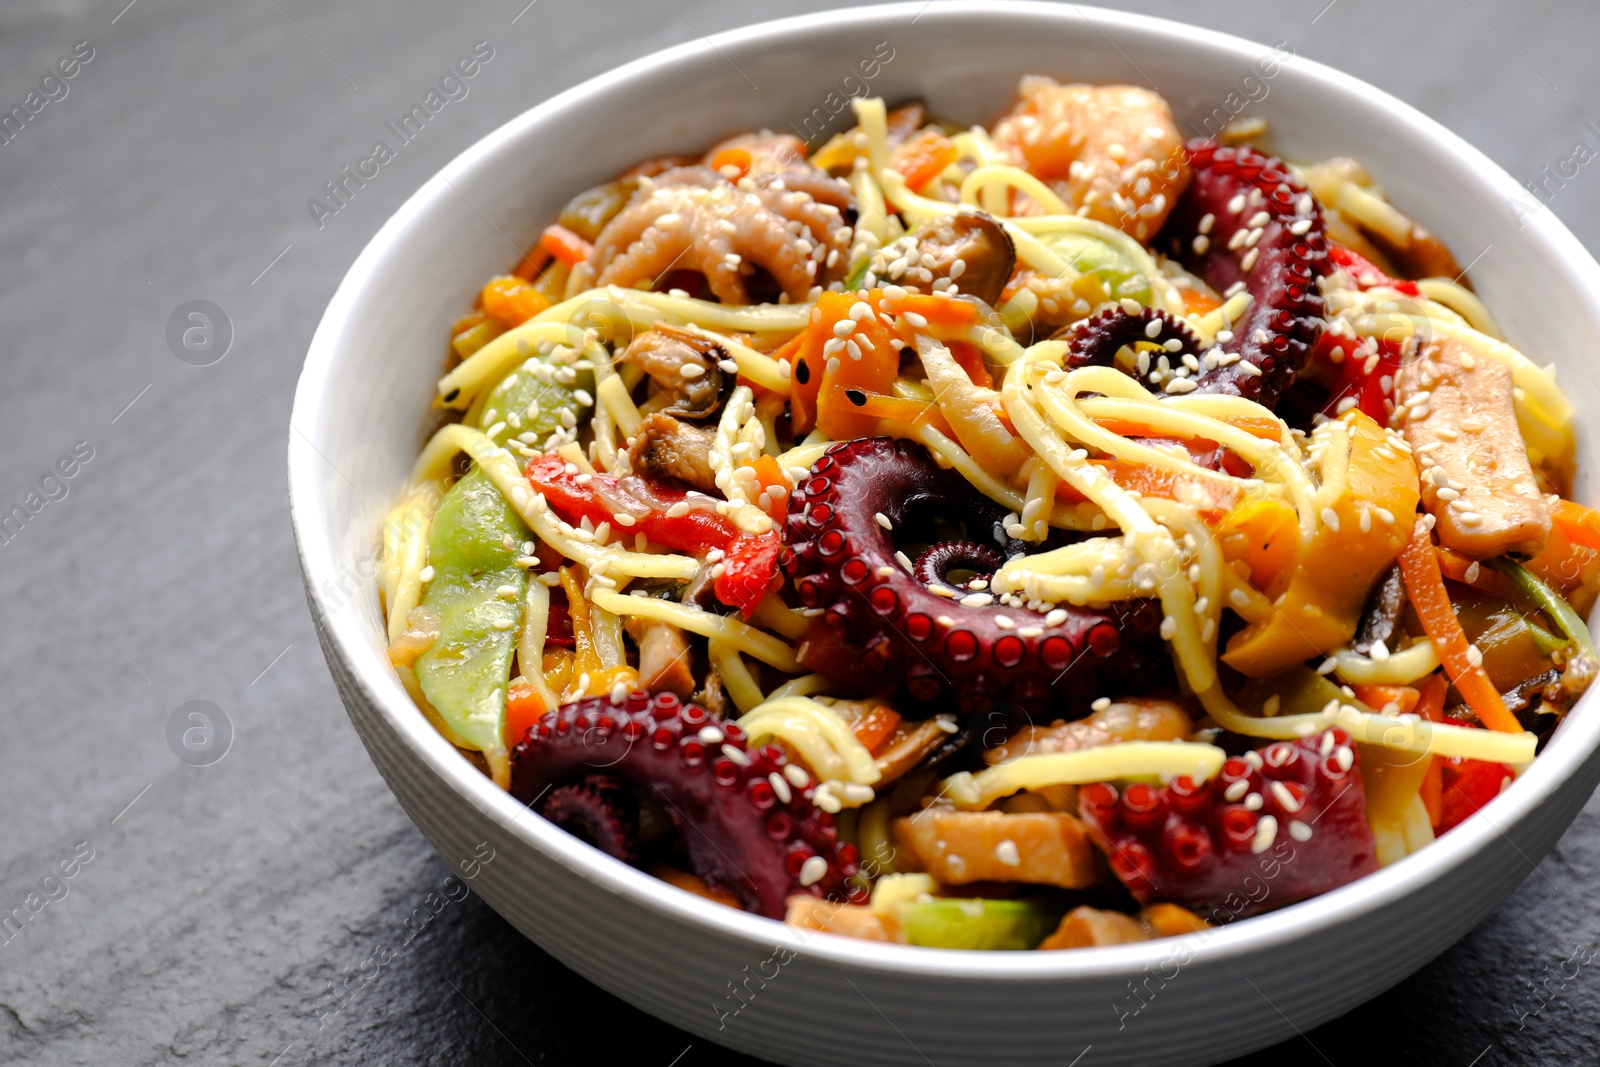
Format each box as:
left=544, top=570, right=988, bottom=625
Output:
left=993, top=77, right=1190, bottom=241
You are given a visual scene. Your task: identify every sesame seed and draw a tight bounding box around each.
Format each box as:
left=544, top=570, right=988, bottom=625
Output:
left=698, top=725, right=725, bottom=745
left=1288, top=820, right=1313, bottom=842
left=798, top=855, right=829, bottom=887
left=1271, top=781, right=1302, bottom=813
left=1251, top=815, right=1279, bottom=854
left=721, top=743, right=748, bottom=766
left=1224, top=779, right=1250, bottom=802
left=784, top=764, right=810, bottom=788
left=1045, top=608, right=1069, bottom=627
left=1321, top=507, right=1341, bottom=531
left=418, top=565, right=435, bottom=583
left=1244, top=792, right=1264, bottom=811
left=1317, top=657, right=1338, bottom=675
left=994, top=839, right=1021, bottom=866
left=960, top=593, right=994, bottom=608
left=1159, top=616, right=1177, bottom=640
left=769, top=771, right=793, bottom=805
left=1333, top=746, right=1354, bottom=772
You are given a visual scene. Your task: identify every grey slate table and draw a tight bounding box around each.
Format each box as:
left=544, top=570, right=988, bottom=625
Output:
left=2, top=1, right=1597, bottom=1063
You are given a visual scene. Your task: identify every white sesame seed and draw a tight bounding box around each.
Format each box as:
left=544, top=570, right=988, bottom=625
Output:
left=994, top=839, right=1021, bottom=866
left=699, top=725, right=725, bottom=745
left=798, top=855, right=829, bottom=886
left=1289, top=820, right=1313, bottom=842
left=721, top=743, right=748, bottom=766
left=1271, top=781, right=1302, bottom=813
left=769, top=771, right=793, bottom=805
left=1225, top=779, right=1250, bottom=802
left=1251, top=815, right=1279, bottom=854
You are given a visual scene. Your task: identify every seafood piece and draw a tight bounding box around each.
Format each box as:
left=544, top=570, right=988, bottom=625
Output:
left=584, top=166, right=852, bottom=304
left=621, top=324, right=731, bottom=421
left=1159, top=140, right=1331, bottom=410
left=511, top=691, right=861, bottom=917
left=892, top=809, right=1099, bottom=888
left=993, top=78, right=1190, bottom=240
left=983, top=696, right=1193, bottom=766
left=1394, top=336, right=1551, bottom=558
left=781, top=438, right=1167, bottom=718
left=623, top=616, right=695, bottom=698
left=626, top=414, right=719, bottom=493
left=1079, top=730, right=1378, bottom=920
left=875, top=211, right=1016, bottom=306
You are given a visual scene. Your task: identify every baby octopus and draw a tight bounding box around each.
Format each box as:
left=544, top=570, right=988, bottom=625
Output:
left=993, top=78, right=1190, bottom=241
left=579, top=164, right=854, bottom=305
left=782, top=437, right=1167, bottom=720
left=1067, top=140, right=1331, bottom=411
left=510, top=690, right=862, bottom=918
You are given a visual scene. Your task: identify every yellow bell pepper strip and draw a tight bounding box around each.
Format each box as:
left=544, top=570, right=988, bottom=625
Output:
left=1222, top=411, right=1420, bottom=676
left=1396, top=517, right=1522, bottom=733
left=414, top=469, right=530, bottom=788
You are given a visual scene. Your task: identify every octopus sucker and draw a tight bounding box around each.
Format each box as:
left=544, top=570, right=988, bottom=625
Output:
left=781, top=437, right=1167, bottom=719
left=1157, top=139, right=1332, bottom=410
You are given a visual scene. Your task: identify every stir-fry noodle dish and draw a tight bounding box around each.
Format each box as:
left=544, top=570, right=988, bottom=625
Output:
left=378, top=80, right=1596, bottom=950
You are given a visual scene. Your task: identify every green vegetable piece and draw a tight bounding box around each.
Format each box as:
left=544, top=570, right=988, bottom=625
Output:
left=414, top=468, right=530, bottom=785
left=479, top=355, right=594, bottom=447
left=1042, top=230, right=1150, bottom=305
left=1492, top=558, right=1597, bottom=657
left=894, top=897, right=1059, bottom=951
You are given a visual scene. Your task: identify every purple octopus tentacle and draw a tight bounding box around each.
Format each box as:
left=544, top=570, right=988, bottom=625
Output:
left=781, top=438, right=1167, bottom=720
left=1158, top=140, right=1332, bottom=410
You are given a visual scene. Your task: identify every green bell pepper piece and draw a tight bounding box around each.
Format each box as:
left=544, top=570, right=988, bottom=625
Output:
left=414, top=468, right=530, bottom=785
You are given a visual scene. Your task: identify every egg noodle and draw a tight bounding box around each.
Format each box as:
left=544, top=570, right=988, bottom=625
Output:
left=379, top=82, right=1590, bottom=940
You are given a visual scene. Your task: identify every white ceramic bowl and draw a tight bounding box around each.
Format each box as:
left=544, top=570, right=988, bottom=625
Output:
left=289, top=5, right=1600, bottom=1064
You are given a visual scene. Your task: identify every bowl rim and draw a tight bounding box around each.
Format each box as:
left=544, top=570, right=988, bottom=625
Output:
left=290, top=0, right=1600, bottom=981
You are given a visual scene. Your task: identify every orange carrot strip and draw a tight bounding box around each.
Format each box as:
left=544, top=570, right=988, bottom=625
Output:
left=1349, top=684, right=1420, bottom=716
left=852, top=705, right=902, bottom=755
left=1397, top=519, right=1521, bottom=733
left=540, top=224, right=593, bottom=267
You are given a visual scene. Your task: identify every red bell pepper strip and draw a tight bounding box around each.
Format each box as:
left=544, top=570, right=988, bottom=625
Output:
left=1436, top=756, right=1513, bottom=834
left=1318, top=337, right=1403, bottom=422
left=525, top=454, right=779, bottom=617
left=1328, top=245, right=1420, bottom=296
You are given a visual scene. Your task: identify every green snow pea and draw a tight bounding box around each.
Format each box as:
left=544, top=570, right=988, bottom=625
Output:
left=414, top=467, right=530, bottom=786
left=479, top=355, right=595, bottom=447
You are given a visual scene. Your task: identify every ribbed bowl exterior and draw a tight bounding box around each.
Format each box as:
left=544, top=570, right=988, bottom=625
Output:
left=290, top=5, right=1600, bottom=1064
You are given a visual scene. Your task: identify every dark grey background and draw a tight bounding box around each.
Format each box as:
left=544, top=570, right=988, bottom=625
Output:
left=1, top=1, right=1596, bottom=1064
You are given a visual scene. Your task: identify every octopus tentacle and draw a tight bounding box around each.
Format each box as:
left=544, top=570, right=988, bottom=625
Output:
left=538, top=775, right=640, bottom=863
left=1061, top=305, right=1206, bottom=391
left=589, top=165, right=851, bottom=304
left=511, top=690, right=861, bottom=918
left=782, top=438, right=1167, bottom=719
left=912, top=541, right=1008, bottom=592
left=1159, top=140, right=1331, bottom=410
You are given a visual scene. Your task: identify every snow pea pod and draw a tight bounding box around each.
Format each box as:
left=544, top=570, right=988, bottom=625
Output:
left=479, top=355, right=594, bottom=447
left=414, top=468, right=530, bottom=787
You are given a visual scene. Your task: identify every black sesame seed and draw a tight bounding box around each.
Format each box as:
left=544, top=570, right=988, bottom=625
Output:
left=846, top=388, right=866, bottom=407
left=442, top=388, right=460, bottom=404
left=795, top=359, right=810, bottom=384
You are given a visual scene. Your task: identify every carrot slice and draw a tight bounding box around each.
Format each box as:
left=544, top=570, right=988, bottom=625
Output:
left=1349, top=684, right=1420, bottom=716
left=540, top=224, right=593, bottom=267
left=1414, top=673, right=1449, bottom=830
left=1396, top=518, right=1522, bottom=733
left=504, top=678, right=546, bottom=750
left=852, top=705, right=902, bottom=755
